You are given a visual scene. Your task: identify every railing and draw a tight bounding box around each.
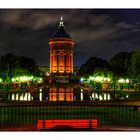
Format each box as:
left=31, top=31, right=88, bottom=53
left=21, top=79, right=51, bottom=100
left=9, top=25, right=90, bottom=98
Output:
left=0, top=101, right=140, bottom=130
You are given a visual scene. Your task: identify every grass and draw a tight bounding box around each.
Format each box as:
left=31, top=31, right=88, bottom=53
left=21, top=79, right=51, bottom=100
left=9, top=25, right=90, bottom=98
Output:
left=0, top=106, right=140, bottom=126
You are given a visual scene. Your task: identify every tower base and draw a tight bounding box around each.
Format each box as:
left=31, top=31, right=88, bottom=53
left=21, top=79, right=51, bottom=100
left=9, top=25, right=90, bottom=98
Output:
left=49, top=73, right=73, bottom=84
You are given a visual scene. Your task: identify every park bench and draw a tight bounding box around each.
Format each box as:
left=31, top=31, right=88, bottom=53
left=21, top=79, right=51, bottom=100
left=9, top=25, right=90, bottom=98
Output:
left=37, top=119, right=98, bottom=130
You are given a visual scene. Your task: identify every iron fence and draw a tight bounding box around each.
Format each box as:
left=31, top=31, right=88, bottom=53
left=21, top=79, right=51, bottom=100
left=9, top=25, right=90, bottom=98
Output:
left=0, top=101, right=140, bottom=130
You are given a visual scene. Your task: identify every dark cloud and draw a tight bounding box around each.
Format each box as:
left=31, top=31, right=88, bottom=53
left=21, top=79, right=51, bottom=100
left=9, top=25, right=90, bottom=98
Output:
left=0, top=9, right=140, bottom=67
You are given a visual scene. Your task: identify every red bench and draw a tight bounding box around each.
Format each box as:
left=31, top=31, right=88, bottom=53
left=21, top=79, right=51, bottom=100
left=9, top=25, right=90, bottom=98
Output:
left=37, top=119, right=98, bottom=129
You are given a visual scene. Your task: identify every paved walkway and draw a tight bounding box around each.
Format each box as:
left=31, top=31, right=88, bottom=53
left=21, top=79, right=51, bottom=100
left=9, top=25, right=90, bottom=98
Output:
left=0, top=124, right=139, bottom=131
left=0, top=124, right=37, bottom=131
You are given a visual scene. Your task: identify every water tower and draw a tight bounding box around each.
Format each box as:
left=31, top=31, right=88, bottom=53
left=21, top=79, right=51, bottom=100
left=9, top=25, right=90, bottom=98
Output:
left=49, top=17, right=74, bottom=82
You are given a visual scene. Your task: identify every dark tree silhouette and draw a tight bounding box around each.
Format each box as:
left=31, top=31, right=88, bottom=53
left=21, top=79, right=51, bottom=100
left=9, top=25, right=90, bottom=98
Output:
left=79, top=56, right=111, bottom=77
left=0, top=53, right=40, bottom=82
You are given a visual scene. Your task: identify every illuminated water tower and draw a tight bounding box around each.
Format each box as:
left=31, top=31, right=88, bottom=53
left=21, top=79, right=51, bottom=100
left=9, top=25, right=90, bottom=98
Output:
left=49, top=17, right=74, bottom=79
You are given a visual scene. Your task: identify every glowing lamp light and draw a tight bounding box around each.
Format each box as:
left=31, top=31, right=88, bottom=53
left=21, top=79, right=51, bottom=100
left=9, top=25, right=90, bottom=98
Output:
left=16, top=77, right=19, bottom=81
left=30, top=76, right=33, bottom=79
left=95, top=77, right=98, bottom=81
left=20, top=76, right=24, bottom=81
left=126, top=95, right=129, bottom=98
left=23, top=76, right=27, bottom=81
left=80, top=78, right=84, bottom=82
left=95, top=76, right=103, bottom=82
left=89, top=76, right=95, bottom=81
left=99, top=77, right=103, bottom=81
left=107, top=78, right=111, bottom=82
left=11, top=78, right=15, bottom=82
left=104, top=77, right=107, bottom=81
left=118, top=79, right=125, bottom=83
left=28, top=77, right=30, bottom=80
left=46, top=72, right=50, bottom=76
left=26, top=77, right=29, bottom=80
left=126, top=79, right=129, bottom=83
left=11, top=75, right=43, bottom=83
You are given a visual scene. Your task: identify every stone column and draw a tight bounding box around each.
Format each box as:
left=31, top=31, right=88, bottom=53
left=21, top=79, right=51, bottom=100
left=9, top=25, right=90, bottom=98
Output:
left=71, top=51, right=73, bottom=73
left=69, top=53, right=71, bottom=73
left=53, top=51, right=56, bottom=72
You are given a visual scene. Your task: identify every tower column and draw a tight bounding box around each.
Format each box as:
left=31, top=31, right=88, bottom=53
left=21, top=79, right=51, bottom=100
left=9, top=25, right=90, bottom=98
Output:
left=64, top=53, right=66, bottom=73
left=71, top=51, right=73, bottom=73
left=69, top=54, right=71, bottom=73
left=50, top=52, right=52, bottom=73
left=57, top=53, right=59, bottom=72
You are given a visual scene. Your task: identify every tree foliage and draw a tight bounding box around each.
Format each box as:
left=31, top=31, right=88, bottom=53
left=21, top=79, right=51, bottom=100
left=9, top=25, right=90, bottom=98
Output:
left=79, top=56, right=111, bottom=77
left=110, top=52, right=131, bottom=77
left=79, top=51, right=140, bottom=81
left=0, top=53, right=40, bottom=82
left=128, top=51, right=140, bottom=80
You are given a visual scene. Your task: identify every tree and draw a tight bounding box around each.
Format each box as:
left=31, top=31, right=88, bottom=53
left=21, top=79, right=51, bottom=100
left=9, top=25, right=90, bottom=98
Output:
left=11, top=66, right=29, bottom=77
left=110, top=52, right=131, bottom=78
left=93, top=68, right=114, bottom=79
left=0, top=53, right=40, bottom=82
left=19, top=56, right=36, bottom=73
left=128, top=51, right=140, bottom=81
left=0, top=53, right=18, bottom=81
left=79, top=56, right=111, bottom=77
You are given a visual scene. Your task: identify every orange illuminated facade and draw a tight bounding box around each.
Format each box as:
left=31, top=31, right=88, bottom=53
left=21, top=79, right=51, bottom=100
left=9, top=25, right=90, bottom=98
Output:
left=49, top=17, right=74, bottom=76
left=49, top=87, right=73, bottom=101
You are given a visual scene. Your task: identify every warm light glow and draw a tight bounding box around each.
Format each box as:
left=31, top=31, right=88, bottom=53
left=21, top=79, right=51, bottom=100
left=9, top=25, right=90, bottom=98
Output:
left=12, top=78, right=15, bottom=82
left=107, top=78, right=111, bottom=82
left=37, top=119, right=98, bottom=129
left=66, top=93, right=73, bottom=101
left=118, top=78, right=125, bottom=83
left=20, top=94, right=24, bottom=101
left=126, top=95, right=129, bottom=98
left=49, top=37, right=74, bottom=74
left=16, top=93, right=19, bottom=100
left=104, top=94, right=107, bottom=100
left=126, top=79, right=129, bottom=83
left=39, top=93, right=42, bottom=101
left=104, top=77, right=107, bottom=81
left=89, top=76, right=95, bottom=80
left=12, top=94, right=15, bottom=100
left=50, top=93, right=57, bottom=101
left=88, top=76, right=111, bottom=82
left=11, top=75, right=43, bottom=83
left=16, top=77, right=19, bottom=81
left=37, top=120, right=44, bottom=129
left=49, top=87, right=73, bottom=101
left=59, top=70, right=64, bottom=73
left=95, top=76, right=103, bottom=82
left=81, top=92, right=83, bottom=101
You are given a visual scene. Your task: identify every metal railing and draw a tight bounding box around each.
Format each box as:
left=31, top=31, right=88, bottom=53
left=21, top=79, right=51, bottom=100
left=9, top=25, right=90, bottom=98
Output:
left=0, top=101, right=140, bottom=130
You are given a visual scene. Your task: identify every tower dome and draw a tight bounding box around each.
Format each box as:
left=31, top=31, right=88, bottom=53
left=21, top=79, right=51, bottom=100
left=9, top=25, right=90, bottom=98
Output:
left=52, top=16, right=71, bottom=38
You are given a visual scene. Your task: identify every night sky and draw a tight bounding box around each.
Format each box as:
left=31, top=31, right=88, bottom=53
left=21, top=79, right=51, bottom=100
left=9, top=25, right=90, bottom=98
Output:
left=0, top=9, right=140, bottom=67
